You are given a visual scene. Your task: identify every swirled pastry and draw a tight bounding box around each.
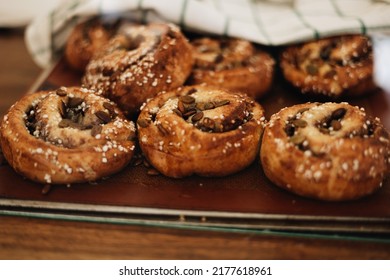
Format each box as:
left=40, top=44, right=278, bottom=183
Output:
left=65, top=18, right=117, bottom=71
left=137, top=86, right=266, bottom=178
left=260, top=102, right=390, bottom=201
left=0, top=87, right=136, bottom=184
left=187, top=37, right=274, bottom=99
left=280, top=35, right=376, bottom=98
left=83, top=23, right=194, bottom=115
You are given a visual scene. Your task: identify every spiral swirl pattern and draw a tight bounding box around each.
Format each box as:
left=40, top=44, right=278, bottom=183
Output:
left=137, top=85, right=266, bottom=178
left=0, top=87, right=136, bottom=184
left=261, top=102, right=390, bottom=201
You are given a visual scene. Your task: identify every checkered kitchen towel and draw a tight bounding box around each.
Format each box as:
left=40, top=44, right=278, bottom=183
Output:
left=25, top=0, right=390, bottom=68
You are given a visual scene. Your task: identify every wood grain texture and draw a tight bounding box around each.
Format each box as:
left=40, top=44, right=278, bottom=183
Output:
left=0, top=28, right=389, bottom=260
left=1, top=215, right=389, bottom=260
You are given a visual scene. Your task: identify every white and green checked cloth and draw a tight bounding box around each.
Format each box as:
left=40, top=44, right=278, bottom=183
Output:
left=26, top=0, right=390, bottom=69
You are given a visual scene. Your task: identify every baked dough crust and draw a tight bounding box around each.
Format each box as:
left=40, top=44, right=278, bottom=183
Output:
left=83, top=23, right=194, bottom=116
left=65, top=18, right=116, bottom=71
left=260, top=102, right=390, bottom=201
left=188, top=37, right=274, bottom=100
left=0, top=87, right=136, bottom=184
left=280, top=35, right=376, bottom=98
left=137, top=85, right=266, bottom=178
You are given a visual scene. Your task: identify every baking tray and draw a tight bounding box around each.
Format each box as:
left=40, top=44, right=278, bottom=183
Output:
left=1, top=57, right=390, bottom=236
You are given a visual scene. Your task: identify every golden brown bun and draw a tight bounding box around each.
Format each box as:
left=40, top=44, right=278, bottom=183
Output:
left=65, top=18, right=115, bottom=71
left=83, top=23, right=194, bottom=116
left=280, top=35, right=376, bottom=98
left=187, top=37, right=274, bottom=99
left=0, top=87, right=136, bottom=184
left=137, top=85, right=266, bottom=178
left=260, top=102, right=390, bottom=201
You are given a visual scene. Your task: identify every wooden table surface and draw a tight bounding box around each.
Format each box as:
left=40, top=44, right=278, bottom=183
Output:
left=0, top=28, right=389, bottom=260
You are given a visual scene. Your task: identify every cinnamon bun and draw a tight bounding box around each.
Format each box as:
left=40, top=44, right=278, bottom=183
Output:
left=83, top=23, right=194, bottom=116
left=260, top=102, right=390, bottom=201
left=187, top=37, right=274, bottom=100
left=65, top=18, right=117, bottom=71
left=280, top=35, right=376, bottom=98
left=137, top=85, right=266, bottom=178
left=0, top=87, right=136, bottom=184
